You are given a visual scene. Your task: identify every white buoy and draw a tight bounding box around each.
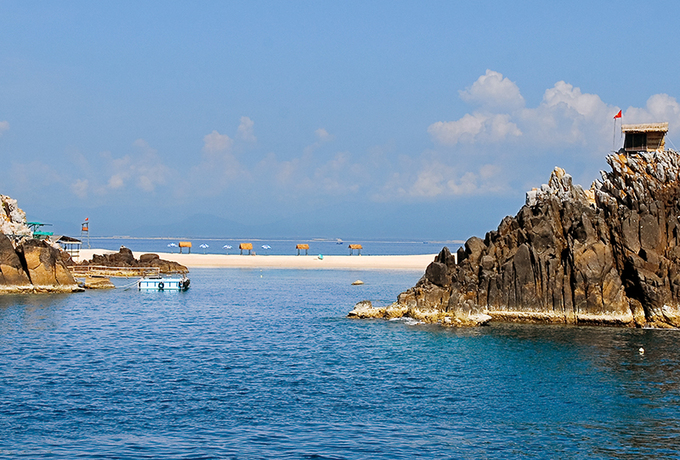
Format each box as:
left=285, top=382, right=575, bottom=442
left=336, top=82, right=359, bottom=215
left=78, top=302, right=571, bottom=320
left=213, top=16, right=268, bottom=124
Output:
left=639, top=347, right=645, bottom=355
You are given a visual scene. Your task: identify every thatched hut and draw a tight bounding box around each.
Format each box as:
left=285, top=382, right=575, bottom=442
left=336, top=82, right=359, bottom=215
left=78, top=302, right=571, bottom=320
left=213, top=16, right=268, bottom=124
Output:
left=622, top=122, right=668, bottom=153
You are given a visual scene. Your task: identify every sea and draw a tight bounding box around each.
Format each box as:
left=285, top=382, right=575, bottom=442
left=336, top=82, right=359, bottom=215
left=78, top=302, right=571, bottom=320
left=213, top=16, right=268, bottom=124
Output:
left=79, top=237, right=457, bottom=257
left=2, top=263, right=680, bottom=457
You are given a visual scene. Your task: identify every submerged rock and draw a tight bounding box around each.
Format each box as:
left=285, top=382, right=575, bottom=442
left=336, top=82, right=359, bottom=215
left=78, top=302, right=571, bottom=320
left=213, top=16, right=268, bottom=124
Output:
left=83, top=275, right=115, bottom=289
left=354, top=150, right=680, bottom=328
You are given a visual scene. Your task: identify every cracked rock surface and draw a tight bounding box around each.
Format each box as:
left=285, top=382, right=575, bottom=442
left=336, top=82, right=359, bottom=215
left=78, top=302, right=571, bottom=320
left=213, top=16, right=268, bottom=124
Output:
left=355, top=150, right=680, bottom=327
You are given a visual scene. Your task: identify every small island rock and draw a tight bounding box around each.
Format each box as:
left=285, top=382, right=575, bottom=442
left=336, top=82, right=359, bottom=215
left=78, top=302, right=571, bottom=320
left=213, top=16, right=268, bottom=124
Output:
left=353, top=150, right=680, bottom=328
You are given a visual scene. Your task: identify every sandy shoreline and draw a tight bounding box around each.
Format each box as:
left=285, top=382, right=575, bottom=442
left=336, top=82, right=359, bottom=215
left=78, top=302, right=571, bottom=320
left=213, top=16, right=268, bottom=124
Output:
left=78, top=249, right=436, bottom=271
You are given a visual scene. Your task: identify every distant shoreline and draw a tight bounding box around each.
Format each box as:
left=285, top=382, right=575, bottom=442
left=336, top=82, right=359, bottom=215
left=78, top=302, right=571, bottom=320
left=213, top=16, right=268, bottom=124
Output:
left=78, top=249, right=436, bottom=271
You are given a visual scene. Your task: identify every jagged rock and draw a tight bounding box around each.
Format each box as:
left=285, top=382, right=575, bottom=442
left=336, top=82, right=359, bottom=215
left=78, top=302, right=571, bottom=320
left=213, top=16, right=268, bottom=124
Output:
left=0, top=233, right=82, bottom=293
left=0, top=234, right=31, bottom=287
left=139, top=253, right=160, bottom=263
left=78, top=247, right=189, bottom=274
left=0, top=195, right=32, bottom=238
left=83, top=276, right=115, bottom=289
left=17, top=239, right=79, bottom=288
left=348, top=300, right=379, bottom=318
left=357, top=150, right=680, bottom=328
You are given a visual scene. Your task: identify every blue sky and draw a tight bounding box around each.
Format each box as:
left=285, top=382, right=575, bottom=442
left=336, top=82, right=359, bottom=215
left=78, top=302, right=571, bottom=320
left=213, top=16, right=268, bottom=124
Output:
left=2, top=1, right=680, bottom=239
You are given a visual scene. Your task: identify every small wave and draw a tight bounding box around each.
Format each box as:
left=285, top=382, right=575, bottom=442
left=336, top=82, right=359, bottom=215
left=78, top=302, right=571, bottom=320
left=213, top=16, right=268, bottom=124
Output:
left=388, top=317, right=423, bottom=326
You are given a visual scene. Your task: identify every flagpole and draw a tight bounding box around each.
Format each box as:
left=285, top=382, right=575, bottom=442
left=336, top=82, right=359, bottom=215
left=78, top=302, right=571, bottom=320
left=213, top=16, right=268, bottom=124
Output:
left=613, top=116, right=619, bottom=151
left=613, top=110, right=622, bottom=151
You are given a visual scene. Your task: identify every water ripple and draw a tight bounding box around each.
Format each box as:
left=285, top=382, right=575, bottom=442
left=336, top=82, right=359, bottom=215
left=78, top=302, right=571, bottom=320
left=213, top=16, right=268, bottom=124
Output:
left=2, top=269, right=680, bottom=458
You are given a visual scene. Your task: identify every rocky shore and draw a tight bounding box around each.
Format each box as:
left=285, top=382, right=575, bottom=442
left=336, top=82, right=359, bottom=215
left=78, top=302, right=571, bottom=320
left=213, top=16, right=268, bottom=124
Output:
left=0, top=195, right=82, bottom=293
left=350, top=150, right=680, bottom=328
left=74, top=246, right=189, bottom=275
left=0, top=235, right=82, bottom=293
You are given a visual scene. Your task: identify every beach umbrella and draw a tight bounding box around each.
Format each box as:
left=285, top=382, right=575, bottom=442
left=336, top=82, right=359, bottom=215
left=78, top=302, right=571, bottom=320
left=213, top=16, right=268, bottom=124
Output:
left=167, top=242, right=178, bottom=253
left=262, top=245, right=271, bottom=250
left=200, top=243, right=209, bottom=254
left=223, top=244, right=232, bottom=249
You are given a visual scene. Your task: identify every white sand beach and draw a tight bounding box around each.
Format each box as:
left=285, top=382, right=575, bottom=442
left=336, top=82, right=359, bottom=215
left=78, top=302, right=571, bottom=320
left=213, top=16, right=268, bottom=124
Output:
left=78, top=249, right=436, bottom=271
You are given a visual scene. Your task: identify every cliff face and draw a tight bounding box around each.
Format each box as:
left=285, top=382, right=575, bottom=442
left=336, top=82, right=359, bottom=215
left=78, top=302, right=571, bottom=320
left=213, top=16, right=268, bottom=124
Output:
left=352, top=150, right=680, bottom=328
left=0, top=194, right=81, bottom=293
left=0, top=234, right=81, bottom=293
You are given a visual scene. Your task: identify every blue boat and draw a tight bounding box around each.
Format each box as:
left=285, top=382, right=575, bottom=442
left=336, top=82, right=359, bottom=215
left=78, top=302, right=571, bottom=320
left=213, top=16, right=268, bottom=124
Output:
left=138, top=275, right=190, bottom=291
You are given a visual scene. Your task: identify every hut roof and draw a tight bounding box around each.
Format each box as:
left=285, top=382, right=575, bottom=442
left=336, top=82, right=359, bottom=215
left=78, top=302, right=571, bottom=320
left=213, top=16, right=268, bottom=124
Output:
left=49, top=235, right=81, bottom=244
left=621, top=122, right=669, bottom=133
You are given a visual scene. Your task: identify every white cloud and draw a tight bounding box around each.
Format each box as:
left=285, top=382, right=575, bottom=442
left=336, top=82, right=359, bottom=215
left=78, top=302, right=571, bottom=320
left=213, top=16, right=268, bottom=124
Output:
left=237, top=116, right=257, bottom=143
left=71, top=179, right=89, bottom=198
left=421, top=70, right=680, bottom=200
left=541, top=81, right=606, bottom=118
left=303, top=127, right=335, bottom=156
left=315, top=128, right=332, bottom=141
left=0, top=121, right=8, bottom=136
left=460, top=69, right=525, bottom=111
left=428, top=112, right=521, bottom=145
left=375, top=159, right=506, bottom=200
left=430, top=71, right=618, bottom=150
left=108, top=174, right=124, bottom=189
left=98, top=139, right=172, bottom=193
left=624, top=93, right=680, bottom=134
left=203, top=130, right=233, bottom=154
left=516, top=81, right=615, bottom=148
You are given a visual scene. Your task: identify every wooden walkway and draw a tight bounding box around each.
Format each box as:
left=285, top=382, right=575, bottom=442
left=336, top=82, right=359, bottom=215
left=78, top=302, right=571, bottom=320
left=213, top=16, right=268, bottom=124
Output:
left=69, top=265, right=160, bottom=278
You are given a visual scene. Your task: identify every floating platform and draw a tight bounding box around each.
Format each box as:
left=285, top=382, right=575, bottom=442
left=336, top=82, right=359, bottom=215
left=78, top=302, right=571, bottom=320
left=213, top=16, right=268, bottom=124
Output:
left=138, top=275, right=190, bottom=291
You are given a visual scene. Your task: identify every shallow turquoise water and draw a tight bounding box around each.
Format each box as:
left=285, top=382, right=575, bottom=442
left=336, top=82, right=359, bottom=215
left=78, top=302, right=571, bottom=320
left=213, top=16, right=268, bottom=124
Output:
left=1, top=268, right=680, bottom=458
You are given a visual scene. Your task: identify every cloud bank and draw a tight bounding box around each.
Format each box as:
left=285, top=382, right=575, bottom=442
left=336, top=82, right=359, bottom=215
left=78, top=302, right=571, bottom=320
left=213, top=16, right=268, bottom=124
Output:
left=6, top=76, right=680, bottom=217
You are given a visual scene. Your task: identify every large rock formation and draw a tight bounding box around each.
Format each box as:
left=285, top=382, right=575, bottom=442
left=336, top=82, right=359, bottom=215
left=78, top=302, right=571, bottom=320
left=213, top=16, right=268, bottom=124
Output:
left=0, top=195, right=81, bottom=293
left=351, top=150, right=680, bottom=328
left=0, top=234, right=81, bottom=293
left=76, top=246, right=189, bottom=274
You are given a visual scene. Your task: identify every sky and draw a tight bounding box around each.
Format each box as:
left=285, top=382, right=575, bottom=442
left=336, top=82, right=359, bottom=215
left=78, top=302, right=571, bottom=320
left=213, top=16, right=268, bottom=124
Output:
left=2, top=1, right=680, bottom=240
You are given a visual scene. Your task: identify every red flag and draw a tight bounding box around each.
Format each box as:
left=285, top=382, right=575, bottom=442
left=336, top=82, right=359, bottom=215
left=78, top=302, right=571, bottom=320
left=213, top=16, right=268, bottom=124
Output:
left=614, top=110, right=622, bottom=119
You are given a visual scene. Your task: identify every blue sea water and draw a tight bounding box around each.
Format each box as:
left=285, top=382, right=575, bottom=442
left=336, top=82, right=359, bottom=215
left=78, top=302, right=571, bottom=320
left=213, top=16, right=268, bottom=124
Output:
left=2, top=268, right=680, bottom=458
left=82, top=237, right=454, bottom=256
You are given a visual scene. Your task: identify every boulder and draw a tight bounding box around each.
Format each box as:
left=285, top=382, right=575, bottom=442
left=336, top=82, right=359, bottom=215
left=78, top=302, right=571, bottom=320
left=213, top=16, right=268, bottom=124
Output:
left=79, top=247, right=188, bottom=274
left=16, top=239, right=78, bottom=288
left=83, top=276, right=115, bottom=289
left=0, top=234, right=31, bottom=287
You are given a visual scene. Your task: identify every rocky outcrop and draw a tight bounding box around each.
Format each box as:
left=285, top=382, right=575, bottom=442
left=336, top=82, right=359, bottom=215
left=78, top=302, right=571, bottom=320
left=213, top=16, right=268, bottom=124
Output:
left=0, top=195, right=32, bottom=238
left=76, top=246, right=188, bottom=274
left=0, top=234, right=82, bottom=293
left=83, top=276, right=115, bottom=289
left=355, top=150, right=680, bottom=328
